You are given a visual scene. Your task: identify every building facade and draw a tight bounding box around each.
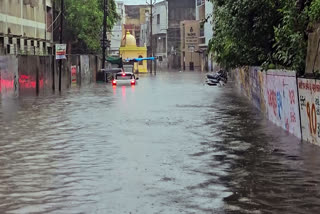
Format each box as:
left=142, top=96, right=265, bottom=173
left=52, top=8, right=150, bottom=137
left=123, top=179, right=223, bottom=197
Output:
left=110, top=1, right=125, bottom=56
left=0, top=0, right=53, bottom=55
left=123, top=5, right=150, bottom=46
left=151, top=0, right=168, bottom=70
left=168, top=0, right=195, bottom=69
left=196, top=0, right=215, bottom=71
left=181, top=20, right=201, bottom=71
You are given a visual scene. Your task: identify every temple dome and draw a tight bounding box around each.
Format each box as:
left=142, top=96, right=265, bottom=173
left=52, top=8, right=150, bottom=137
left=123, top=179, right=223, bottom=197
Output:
left=121, top=31, right=137, bottom=47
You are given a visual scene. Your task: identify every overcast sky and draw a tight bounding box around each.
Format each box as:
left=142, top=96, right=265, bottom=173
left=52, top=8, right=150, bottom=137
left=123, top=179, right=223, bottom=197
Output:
left=122, top=0, right=151, bottom=5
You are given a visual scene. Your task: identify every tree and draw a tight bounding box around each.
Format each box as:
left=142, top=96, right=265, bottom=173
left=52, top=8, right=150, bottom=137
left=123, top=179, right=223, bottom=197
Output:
left=208, top=0, right=282, bottom=69
left=271, top=0, right=311, bottom=74
left=208, top=0, right=316, bottom=74
left=56, top=0, right=119, bottom=53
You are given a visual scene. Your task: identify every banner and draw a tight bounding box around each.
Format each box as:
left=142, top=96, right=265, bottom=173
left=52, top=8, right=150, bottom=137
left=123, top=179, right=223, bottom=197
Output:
left=71, top=65, right=77, bottom=84
left=55, top=44, right=66, bottom=60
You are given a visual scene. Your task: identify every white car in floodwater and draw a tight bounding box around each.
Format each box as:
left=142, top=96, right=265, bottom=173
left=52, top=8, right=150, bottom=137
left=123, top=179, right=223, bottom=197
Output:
left=112, top=72, right=139, bottom=86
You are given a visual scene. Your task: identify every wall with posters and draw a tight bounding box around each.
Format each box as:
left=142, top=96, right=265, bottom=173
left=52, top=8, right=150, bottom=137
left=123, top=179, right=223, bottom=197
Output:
left=232, top=68, right=301, bottom=139
left=264, top=70, right=301, bottom=138
left=298, top=78, right=320, bottom=145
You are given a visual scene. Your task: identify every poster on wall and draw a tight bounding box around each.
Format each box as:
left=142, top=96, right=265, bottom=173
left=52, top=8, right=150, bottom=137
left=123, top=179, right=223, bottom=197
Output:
left=298, top=78, right=320, bottom=145
left=264, top=70, right=301, bottom=138
left=71, top=65, right=77, bottom=84
left=55, top=44, right=67, bottom=60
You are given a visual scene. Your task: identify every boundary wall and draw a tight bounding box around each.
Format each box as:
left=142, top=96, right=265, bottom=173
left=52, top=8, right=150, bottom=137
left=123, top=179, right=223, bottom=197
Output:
left=232, top=67, right=301, bottom=139
left=0, top=55, right=101, bottom=98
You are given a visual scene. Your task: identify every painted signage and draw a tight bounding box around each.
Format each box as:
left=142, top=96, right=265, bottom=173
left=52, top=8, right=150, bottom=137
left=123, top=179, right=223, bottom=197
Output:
left=71, top=65, right=77, bottom=84
left=298, top=78, right=320, bottom=145
left=186, top=27, right=198, bottom=44
left=55, top=44, right=66, bottom=60
left=264, top=70, right=301, bottom=138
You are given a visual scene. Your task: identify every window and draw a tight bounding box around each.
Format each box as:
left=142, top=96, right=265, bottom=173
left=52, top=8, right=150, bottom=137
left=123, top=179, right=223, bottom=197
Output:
left=157, top=14, right=160, bottom=24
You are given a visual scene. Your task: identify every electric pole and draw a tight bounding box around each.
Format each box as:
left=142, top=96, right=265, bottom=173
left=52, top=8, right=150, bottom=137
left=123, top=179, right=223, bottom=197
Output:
left=59, top=0, right=64, bottom=92
left=150, top=0, right=153, bottom=74
left=102, top=0, right=108, bottom=69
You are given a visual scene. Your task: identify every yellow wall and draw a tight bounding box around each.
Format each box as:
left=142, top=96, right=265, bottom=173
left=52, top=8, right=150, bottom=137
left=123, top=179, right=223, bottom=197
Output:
left=120, top=47, right=147, bottom=73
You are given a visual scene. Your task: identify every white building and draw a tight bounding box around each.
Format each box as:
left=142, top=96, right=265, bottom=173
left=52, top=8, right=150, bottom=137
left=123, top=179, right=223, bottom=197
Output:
left=109, top=1, right=125, bottom=56
left=152, top=0, right=168, bottom=68
left=196, top=0, right=215, bottom=71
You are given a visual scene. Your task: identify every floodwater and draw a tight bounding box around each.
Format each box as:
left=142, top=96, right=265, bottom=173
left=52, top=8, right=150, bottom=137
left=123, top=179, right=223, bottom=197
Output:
left=0, top=71, right=320, bottom=214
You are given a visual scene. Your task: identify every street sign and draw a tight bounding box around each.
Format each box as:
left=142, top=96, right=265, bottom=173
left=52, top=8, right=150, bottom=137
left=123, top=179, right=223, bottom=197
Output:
left=55, top=44, right=66, bottom=60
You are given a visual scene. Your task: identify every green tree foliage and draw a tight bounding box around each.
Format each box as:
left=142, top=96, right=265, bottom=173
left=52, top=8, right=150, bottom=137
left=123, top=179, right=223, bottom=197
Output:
left=272, top=0, right=310, bottom=74
left=208, top=0, right=282, bottom=69
left=309, top=0, right=320, bottom=22
left=59, top=0, right=119, bottom=53
left=208, top=0, right=316, bottom=74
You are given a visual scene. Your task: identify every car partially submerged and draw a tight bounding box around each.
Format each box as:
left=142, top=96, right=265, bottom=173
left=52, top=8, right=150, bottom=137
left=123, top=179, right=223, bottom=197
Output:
left=112, top=71, right=139, bottom=86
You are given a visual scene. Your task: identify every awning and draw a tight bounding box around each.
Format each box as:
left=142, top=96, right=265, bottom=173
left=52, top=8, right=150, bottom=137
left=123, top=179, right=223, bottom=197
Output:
left=106, top=56, right=123, bottom=67
left=125, top=57, right=156, bottom=62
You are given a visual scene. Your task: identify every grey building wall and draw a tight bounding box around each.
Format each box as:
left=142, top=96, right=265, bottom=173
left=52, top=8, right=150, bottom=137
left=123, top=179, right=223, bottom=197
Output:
left=167, top=0, right=195, bottom=69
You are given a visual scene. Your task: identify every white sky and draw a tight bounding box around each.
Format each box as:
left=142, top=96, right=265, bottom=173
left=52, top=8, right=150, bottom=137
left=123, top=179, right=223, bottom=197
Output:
left=122, top=0, right=150, bottom=5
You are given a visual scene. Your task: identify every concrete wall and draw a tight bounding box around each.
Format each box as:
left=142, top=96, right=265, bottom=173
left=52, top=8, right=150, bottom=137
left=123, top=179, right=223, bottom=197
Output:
left=0, top=55, right=19, bottom=98
left=0, top=54, right=101, bottom=98
left=298, top=78, right=320, bottom=145
left=264, top=70, right=301, bottom=138
left=232, top=67, right=301, bottom=139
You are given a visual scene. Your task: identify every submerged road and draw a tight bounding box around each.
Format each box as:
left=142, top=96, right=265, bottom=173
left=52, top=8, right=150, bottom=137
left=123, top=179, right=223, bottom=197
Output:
left=1, top=71, right=320, bottom=214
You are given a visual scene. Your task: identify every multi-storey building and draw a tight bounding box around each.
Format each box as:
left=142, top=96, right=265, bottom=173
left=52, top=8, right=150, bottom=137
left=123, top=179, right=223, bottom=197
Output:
left=110, top=1, right=125, bottom=56
left=123, top=5, right=150, bottom=46
left=196, top=0, right=214, bottom=71
left=151, top=0, right=168, bottom=69
left=180, top=20, right=200, bottom=71
left=0, top=0, right=53, bottom=55
left=168, top=0, right=195, bottom=69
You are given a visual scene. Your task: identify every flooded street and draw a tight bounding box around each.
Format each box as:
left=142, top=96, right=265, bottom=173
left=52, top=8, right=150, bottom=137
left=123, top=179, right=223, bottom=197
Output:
left=1, top=71, right=320, bottom=214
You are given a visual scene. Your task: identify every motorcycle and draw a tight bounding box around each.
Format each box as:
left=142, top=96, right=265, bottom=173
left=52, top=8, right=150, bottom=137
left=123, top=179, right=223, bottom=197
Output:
left=206, top=70, right=228, bottom=86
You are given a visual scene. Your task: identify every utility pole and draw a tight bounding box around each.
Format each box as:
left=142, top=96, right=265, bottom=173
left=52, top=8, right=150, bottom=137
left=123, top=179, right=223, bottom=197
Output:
left=59, top=0, right=64, bottom=92
left=102, top=0, right=108, bottom=69
left=150, top=0, right=153, bottom=74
